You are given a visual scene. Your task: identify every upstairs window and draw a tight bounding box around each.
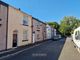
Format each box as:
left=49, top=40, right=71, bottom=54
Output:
left=23, top=20, right=28, bottom=26
left=0, top=5, right=1, bottom=18
left=0, top=5, right=1, bottom=11
left=23, top=16, right=29, bottom=26
left=36, top=22, right=41, bottom=29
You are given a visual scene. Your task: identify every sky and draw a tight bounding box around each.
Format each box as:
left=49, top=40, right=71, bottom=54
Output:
left=2, top=0, right=80, bottom=23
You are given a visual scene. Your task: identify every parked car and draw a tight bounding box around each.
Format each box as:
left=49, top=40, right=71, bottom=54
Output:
left=52, top=34, right=61, bottom=41
left=72, top=27, right=80, bottom=53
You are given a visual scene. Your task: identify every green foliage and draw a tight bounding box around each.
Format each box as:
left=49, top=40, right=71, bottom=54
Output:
left=47, top=16, right=80, bottom=36
left=59, top=16, right=80, bottom=36
left=47, top=22, right=59, bottom=29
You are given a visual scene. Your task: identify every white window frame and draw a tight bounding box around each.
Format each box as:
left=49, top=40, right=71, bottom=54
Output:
left=23, top=30, right=28, bottom=41
left=23, top=16, right=29, bottom=26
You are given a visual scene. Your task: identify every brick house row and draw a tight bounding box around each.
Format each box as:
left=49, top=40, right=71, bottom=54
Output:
left=0, top=1, right=55, bottom=51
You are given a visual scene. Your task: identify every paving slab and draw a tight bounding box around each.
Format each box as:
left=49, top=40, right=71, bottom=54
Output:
left=58, top=37, right=80, bottom=60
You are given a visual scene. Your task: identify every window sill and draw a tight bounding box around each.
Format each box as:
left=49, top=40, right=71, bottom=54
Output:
left=22, top=40, right=28, bottom=42
left=23, top=24, right=29, bottom=26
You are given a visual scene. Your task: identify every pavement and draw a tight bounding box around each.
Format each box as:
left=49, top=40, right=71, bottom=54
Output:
left=0, top=38, right=65, bottom=60
left=58, top=37, right=80, bottom=60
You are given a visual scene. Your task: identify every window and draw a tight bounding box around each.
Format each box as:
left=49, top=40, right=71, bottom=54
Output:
left=0, top=19, right=2, bottom=21
left=75, top=31, right=77, bottom=35
left=0, top=24, right=2, bottom=26
left=23, top=16, right=29, bottom=26
left=36, top=22, right=39, bottom=27
left=78, top=31, right=80, bottom=40
left=0, top=5, right=1, bottom=19
left=23, top=20, right=28, bottom=26
left=37, top=34, right=40, bottom=39
left=23, top=30, right=28, bottom=41
left=0, top=18, right=2, bottom=26
left=0, top=5, right=1, bottom=11
left=36, top=22, right=41, bottom=29
left=75, top=31, right=80, bottom=40
left=75, top=31, right=78, bottom=40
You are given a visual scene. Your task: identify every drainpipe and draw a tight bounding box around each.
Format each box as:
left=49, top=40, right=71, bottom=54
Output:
left=42, top=24, right=44, bottom=41
left=6, top=4, right=9, bottom=50
left=31, top=17, right=33, bottom=43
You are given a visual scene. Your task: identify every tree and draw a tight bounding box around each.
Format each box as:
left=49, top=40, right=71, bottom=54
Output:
left=47, top=22, right=59, bottom=29
left=59, top=16, right=80, bottom=36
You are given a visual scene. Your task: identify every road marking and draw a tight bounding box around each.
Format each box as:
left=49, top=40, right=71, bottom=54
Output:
left=0, top=41, right=50, bottom=60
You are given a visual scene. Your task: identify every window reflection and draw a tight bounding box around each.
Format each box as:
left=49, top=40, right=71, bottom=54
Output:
left=75, top=31, right=80, bottom=40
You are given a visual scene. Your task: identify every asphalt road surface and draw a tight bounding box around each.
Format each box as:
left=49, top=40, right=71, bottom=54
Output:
left=1, top=37, right=80, bottom=60
left=1, top=38, right=65, bottom=60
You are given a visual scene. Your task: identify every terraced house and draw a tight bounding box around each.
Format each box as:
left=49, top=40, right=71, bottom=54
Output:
left=32, top=17, right=46, bottom=43
left=46, top=24, right=52, bottom=39
left=0, top=1, right=48, bottom=51
left=0, top=1, right=32, bottom=51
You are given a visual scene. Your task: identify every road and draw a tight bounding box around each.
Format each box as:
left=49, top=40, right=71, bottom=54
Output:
left=1, top=38, right=65, bottom=60
left=1, top=37, right=80, bottom=60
